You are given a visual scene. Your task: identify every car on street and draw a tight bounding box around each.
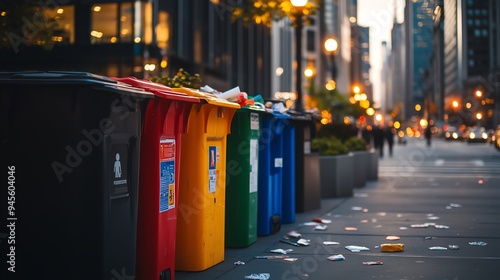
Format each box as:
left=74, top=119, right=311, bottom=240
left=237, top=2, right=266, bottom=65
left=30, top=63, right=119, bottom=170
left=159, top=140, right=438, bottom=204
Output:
left=443, top=126, right=462, bottom=141
left=464, top=127, right=488, bottom=143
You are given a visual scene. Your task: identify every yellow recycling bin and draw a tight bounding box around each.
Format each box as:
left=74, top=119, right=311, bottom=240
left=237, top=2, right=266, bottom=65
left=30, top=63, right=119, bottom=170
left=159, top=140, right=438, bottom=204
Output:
left=174, top=87, right=240, bottom=271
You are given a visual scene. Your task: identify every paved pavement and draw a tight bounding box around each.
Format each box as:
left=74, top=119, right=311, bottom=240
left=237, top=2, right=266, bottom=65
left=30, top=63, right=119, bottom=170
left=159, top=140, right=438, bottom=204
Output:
left=176, top=138, right=500, bottom=280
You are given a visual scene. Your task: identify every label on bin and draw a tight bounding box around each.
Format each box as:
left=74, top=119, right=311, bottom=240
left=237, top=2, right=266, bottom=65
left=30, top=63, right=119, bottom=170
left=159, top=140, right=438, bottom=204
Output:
left=249, top=139, right=258, bottom=193
left=208, top=146, right=217, bottom=193
left=250, top=113, right=259, bottom=130
left=275, top=158, right=283, bottom=168
left=160, top=139, right=175, bottom=212
left=110, top=144, right=129, bottom=199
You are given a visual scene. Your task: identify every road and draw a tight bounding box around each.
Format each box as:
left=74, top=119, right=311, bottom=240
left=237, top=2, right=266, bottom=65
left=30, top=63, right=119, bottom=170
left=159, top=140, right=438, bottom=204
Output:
left=176, top=138, right=500, bottom=280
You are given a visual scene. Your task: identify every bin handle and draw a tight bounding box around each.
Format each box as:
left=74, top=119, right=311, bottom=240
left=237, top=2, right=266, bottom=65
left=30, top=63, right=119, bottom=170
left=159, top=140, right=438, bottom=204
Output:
left=253, top=102, right=265, bottom=110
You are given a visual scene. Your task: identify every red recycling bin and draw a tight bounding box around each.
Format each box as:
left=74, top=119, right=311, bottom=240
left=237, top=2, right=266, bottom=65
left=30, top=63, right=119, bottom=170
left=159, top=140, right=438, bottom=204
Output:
left=112, top=77, right=199, bottom=280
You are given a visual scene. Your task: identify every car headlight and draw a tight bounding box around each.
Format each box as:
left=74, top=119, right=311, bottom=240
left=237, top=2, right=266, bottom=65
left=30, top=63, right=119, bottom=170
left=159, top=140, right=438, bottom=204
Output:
left=445, top=132, right=450, bottom=138
left=469, top=132, right=476, bottom=139
left=482, top=132, right=487, bottom=139
left=452, top=132, right=458, bottom=139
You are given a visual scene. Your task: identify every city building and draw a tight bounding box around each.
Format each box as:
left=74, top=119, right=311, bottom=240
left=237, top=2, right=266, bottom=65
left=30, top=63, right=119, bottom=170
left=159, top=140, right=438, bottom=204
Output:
left=0, top=0, right=272, bottom=98
left=441, top=0, right=499, bottom=129
left=404, top=0, right=437, bottom=122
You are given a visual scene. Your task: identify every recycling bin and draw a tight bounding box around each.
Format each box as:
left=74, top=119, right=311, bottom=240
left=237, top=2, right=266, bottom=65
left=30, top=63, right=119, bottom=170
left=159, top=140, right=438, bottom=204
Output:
left=111, top=77, right=199, bottom=280
left=225, top=106, right=265, bottom=247
left=172, top=87, right=240, bottom=271
left=0, top=71, right=152, bottom=280
left=281, top=114, right=297, bottom=223
left=290, top=113, right=321, bottom=213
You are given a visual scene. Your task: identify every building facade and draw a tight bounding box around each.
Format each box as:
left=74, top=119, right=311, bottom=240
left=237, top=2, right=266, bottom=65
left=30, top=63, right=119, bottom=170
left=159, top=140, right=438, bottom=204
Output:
left=0, top=0, right=272, bottom=97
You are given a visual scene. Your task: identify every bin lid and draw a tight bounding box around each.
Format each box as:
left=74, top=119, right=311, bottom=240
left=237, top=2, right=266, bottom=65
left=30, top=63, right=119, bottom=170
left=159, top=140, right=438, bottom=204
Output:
left=111, top=77, right=200, bottom=104
left=172, top=87, right=240, bottom=109
left=0, top=71, right=154, bottom=98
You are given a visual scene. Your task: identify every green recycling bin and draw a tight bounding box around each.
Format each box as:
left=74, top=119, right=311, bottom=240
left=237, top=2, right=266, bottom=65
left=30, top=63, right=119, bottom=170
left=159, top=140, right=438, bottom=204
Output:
left=225, top=106, right=265, bottom=247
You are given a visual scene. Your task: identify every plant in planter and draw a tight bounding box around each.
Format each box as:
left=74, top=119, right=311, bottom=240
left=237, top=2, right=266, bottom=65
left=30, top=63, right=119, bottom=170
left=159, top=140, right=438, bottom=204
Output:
left=344, top=137, right=368, bottom=152
left=311, top=136, right=349, bottom=156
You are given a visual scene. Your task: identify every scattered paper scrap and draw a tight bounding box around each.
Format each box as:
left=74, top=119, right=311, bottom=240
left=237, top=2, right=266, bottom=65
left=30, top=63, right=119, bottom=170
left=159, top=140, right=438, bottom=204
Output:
left=287, top=230, right=301, bottom=238
left=469, top=241, right=488, bottom=246
left=429, top=246, right=448, bottom=251
left=297, top=239, right=311, bottom=246
left=427, top=216, right=440, bottom=220
left=234, top=261, right=245, bottom=266
left=270, top=249, right=293, bottom=254
left=411, top=224, right=430, bottom=228
left=323, top=241, right=340, bottom=245
left=327, top=254, right=346, bottom=261
left=434, top=224, right=450, bottom=229
left=315, top=225, right=328, bottom=231
left=351, top=206, right=364, bottom=211
left=345, top=245, right=369, bottom=252
left=345, top=227, right=358, bottom=231
left=386, top=236, right=400, bottom=241
left=244, top=273, right=270, bottom=280
left=302, top=222, right=320, bottom=226
left=448, top=245, right=460, bottom=250
left=381, top=243, right=404, bottom=252
left=363, top=261, right=383, bottom=265
left=312, top=218, right=332, bottom=224
left=283, top=258, right=298, bottom=262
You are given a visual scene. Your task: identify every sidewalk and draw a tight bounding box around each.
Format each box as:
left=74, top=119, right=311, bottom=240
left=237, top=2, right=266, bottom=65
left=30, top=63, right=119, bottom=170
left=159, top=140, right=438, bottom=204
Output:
left=176, top=140, right=500, bottom=279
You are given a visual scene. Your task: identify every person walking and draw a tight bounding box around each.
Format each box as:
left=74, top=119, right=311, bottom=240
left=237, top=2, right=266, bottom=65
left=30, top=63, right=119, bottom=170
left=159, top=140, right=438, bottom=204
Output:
left=373, top=125, right=385, bottom=158
left=385, top=123, right=395, bottom=157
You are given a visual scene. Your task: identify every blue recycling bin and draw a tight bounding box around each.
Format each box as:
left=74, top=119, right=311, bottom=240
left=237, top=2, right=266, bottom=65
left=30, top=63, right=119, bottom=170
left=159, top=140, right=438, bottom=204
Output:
left=257, top=112, right=291, bottom=235
left=281, top=115, right=296, bottom=224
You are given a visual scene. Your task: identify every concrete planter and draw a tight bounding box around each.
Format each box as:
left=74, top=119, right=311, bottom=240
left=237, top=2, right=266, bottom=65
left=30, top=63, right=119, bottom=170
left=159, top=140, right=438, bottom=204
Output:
left=349, top=151, right=370, bottom=188
left=367, top=149, right=379, bottom=181
left=296, top=153, right=321, bottom=213
left=319, top=154, right=354, bottom=198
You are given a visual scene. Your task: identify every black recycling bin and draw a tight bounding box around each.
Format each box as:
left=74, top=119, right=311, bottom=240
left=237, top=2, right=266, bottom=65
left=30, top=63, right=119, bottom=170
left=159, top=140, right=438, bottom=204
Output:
left=0, top=72, right=152, bottom=280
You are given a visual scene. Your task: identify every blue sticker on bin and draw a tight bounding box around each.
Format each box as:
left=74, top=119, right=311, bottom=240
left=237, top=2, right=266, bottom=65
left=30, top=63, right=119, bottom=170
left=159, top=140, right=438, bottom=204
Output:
left=209, top=146, right=217, bottom=193
left=160, top=139, right=175, bottom=212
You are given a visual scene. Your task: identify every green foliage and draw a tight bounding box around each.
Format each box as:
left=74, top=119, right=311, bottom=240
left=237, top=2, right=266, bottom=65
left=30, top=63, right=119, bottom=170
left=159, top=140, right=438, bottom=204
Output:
left=150, top=68, right=202, bottom=89
left=227, top=0, right=321, bottom=27
left=311, top=137, right=349, bottom=156
left=344, top=137, right=368, bottom=151
left=1, top=0, right=59, bottom=51
left=316, top=123, right=357, bottom=142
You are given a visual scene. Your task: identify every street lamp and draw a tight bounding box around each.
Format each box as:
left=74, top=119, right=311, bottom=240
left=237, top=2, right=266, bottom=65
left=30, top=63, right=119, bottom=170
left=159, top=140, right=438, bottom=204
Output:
left=324, top=37, right=338, bottom=80
left=291, top=0, right=308, bottom=112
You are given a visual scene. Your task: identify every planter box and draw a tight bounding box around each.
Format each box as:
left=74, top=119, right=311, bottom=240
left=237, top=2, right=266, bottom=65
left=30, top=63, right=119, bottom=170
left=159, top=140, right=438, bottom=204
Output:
left=320, top=154, right=354, bottom=198
left=350, top=151, right=370, bottom=188
left=367, top=149, right=378, bottom=181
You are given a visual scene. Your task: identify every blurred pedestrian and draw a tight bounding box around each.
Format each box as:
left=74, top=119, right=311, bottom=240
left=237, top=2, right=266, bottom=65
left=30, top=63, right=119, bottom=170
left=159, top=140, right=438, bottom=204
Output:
left=385, top=124, right=395, bottom=157
left=361, top=125, right=373, bottom=149
left=373, top=125, right=385, bottom=158
left=425, top=125, right=432, bottom=147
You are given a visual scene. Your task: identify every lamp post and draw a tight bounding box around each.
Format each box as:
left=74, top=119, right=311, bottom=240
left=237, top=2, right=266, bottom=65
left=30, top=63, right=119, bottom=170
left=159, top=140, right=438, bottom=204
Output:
left=291, top=0, right=308, bottom=112
left=324, top=37, right=338, bottom=81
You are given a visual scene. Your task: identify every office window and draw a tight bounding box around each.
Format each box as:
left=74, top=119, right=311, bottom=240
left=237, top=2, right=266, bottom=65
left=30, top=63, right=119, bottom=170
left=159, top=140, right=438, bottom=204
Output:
left=45, top=5, right=74, bottom=44
left=91, top=4, right=118, bottom=44
left=120, top=3, right=133, bottom=42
